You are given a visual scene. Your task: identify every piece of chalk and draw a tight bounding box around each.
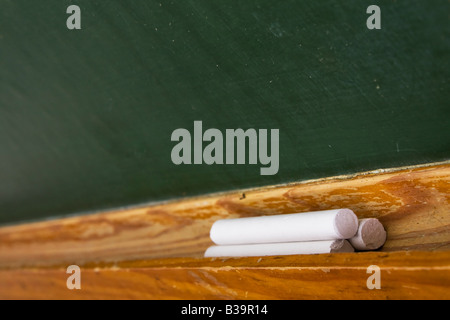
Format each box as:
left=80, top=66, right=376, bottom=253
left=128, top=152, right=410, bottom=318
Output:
left=204, top=240, right=354, bottom=257
left=349, top=218, right=387, bottom=250
left=210, top=208, right=358, bottom=245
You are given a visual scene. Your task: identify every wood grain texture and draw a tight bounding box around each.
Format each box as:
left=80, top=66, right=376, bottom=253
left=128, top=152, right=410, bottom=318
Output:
left=0, top=163, right=449, bottom=269
left=1, top=251, right=449, bottom=300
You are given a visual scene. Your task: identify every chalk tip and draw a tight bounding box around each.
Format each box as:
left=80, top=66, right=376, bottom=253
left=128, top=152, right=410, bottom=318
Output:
left=333, top=208, right=359, bottom=239
left=330, top=239, right=355, bottom=253
left=349, top=218, right=387, bottom=251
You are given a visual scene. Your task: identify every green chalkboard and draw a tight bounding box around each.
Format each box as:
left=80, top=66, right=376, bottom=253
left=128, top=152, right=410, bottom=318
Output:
left=0, top=0, right=449, bottom=225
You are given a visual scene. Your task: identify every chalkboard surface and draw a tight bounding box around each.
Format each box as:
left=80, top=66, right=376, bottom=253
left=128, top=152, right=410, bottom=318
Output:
left=0, top=0, right=449, bottom=225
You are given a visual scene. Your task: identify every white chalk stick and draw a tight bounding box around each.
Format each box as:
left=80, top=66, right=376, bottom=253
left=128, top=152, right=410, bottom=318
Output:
left=210, top=208, right=358, bottom=245
left=349, top=218, right=387, bottom=250
left=204, top=240, right=354, bottom=258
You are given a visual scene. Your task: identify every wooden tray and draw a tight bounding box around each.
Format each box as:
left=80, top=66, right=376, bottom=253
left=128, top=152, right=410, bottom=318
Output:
left=1, top=162, right=449, bottom=299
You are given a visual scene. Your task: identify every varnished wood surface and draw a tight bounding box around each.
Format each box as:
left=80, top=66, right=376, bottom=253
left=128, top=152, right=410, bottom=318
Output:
left=1, top=251, right=449, bottom=300
left=0, top=163, right=448, bottom=269
left=0, top=163, right=449, bottom=299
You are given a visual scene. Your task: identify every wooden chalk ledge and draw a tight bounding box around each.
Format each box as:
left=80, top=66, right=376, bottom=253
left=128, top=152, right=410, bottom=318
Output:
left=0, top=162, right=449, bottom=299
